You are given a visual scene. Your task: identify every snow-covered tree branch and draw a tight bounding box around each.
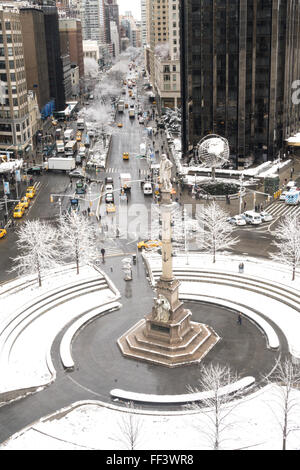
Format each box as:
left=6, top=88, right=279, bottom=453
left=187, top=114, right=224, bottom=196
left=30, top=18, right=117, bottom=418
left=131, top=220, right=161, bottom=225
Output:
left=198, top=202, right=238, bottom=263
left=58, top=211, right=98, bottom=275
left=186, top=363, right=245, bottom=450
left=113, top=401, right=144, bottom=450
left=11, top=220, right=61, bottom=287
left=264, top=358, right=300, bottom=450
left=271, top=213, right=300, bottom=281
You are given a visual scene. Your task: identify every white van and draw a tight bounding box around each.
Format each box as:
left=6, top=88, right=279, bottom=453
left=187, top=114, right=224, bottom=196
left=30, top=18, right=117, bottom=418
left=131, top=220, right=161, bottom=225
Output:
left=243, top=211, right=262, bottom=225
left=143, top=182, right=153, bottom=195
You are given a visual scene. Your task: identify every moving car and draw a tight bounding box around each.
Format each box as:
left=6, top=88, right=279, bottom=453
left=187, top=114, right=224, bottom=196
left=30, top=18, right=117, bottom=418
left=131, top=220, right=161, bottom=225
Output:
left=260, top=212, right=273, bottom=222
left=279, top=191, right=289, bottom=201
left=143, top=182, right=153, bottom=195
left=105, top=183, right=114, bottom=192
left=25, top=186, right=36, bottom=199
left=137, top=239, right=162, bottom=250
left=13, top=204, right=25, bottom=218
left=105, top=193, right=114, bottom=203
left=123, top=152, right=129, bottom=160
left=69, top=169, right=84, bottom=179
left=26, top=166, right=42, bottom=175
left=75, top=181, right=87, bottom=195
left=242, top=211, right=262, bottom=225
left=76, top=131, right=82, bottom=142
left=117, top=123, right=123, bottom=128
left=20, top=196, right=30, bottom=209
left=106, top=203, right=116, bottom=213
left=0, top=228, right=7, bottom=238
left=105, top=176, right=113, bottom=185
left=227, top=215, right=247, bottom=226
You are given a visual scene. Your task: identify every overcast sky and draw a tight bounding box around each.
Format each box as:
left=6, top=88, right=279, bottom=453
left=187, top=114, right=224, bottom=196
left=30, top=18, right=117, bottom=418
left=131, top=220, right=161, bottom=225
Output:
left=118, top=0, right=141, bottom=20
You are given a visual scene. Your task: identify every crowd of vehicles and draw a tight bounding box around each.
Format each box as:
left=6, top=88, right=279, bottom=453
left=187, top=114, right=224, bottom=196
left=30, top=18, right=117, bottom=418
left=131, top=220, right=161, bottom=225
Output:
left=12, top=186, right=36, bottom=220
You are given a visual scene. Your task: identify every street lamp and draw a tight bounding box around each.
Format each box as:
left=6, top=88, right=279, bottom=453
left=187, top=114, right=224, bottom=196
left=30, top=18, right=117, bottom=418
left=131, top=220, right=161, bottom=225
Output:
left=239, top=173, right=244, bottom=214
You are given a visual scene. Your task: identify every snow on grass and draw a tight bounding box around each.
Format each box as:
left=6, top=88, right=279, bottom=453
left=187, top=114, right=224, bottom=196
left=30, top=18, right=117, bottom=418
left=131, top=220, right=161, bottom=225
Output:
left=2, top=385, right=300, bottom=450
left=0, top=264, right=118, bottom=393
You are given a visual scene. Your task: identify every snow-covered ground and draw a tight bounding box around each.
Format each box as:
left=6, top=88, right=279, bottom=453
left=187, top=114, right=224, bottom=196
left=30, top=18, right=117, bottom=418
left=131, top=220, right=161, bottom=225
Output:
left=2, top=384, right=300, bottom=450
left=1, top=254, right=300, bottom=450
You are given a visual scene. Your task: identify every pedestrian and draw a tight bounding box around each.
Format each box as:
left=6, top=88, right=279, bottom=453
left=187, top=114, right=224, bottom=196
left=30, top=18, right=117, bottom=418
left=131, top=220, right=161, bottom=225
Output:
left=101, top=248, right=105, bottom=262
left=87, top=207, right=91, bottom=216
left=244, top=201, right=247, bottom=210
left=237, top=313, right=242, bottom=325
left=260, top=203, right=263, bottom=212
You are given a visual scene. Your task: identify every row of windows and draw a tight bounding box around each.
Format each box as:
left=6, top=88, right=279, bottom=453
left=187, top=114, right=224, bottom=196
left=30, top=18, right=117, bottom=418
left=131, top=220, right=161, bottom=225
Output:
left=0, top=21, right=21, bottom=32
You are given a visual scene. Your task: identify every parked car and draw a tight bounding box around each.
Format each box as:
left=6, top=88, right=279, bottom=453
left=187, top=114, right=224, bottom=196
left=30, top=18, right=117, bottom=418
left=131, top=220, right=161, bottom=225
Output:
left=0, top=228, right=7, bottom=238
left=227, top=215, right=247, bottom=226
left=279, top=191, right=289, bottom=201
left=242, top=211, right=262, bottom=225
left=25, top=166, right=42, bottom=175
left=260, top=212, right=273, bottom=222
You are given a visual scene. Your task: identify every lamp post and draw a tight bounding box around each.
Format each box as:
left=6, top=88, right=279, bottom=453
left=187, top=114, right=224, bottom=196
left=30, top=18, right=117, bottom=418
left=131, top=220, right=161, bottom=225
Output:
left=239, top=172, right=244, bottom=214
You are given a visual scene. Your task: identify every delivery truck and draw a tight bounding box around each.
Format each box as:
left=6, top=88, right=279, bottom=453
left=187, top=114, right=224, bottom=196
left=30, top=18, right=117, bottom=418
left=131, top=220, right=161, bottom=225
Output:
left=47, top=157, right=76, bottom=171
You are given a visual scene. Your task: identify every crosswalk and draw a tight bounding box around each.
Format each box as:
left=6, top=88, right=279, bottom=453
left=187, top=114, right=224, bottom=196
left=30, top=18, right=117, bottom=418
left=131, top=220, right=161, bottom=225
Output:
left=105, top=167, right=148, bottom=176
left=264, top=201, right=300, bottom=220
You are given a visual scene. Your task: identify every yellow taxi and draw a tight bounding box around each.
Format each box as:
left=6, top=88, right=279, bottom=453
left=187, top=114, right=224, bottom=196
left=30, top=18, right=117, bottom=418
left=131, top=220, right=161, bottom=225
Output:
left=125, top=103, right=129, bottom=109
left=122, top=152, right=129, bottom=160
left=129, top=90, right=133, bottom=97
left=0, top=228, right=7, bottom=239
left=20, top=196, right=30, bottom=209
left=13, top=204, right=25, bottom=218
left=117, top=123, right=123, bottom=128
left=26, top=186, right=36, bottom=199
left=76, top=131, right=82, bottom=141
left=137, top=240, right=162, bottom=250
left=52, top=120, right=57, bottom=126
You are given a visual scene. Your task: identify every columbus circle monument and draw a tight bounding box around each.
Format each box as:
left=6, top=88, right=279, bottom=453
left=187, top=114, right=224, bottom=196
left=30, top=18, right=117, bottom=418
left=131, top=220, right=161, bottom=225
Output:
left=118, top=154, right=220, bottom=367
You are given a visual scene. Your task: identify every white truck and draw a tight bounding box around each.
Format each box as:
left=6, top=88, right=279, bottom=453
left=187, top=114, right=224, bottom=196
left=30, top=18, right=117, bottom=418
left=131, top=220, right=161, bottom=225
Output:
left=47, top=157, right=76, bottom=171
left=64, top=128, right=74, bottom=142
left=117, top=100, right=125, bottom=112
left=56, top=140, right=65, bottom=154
left=120, top=173, right=132, bottom=192
left=65, top=140, right=77, bottom=157
left=285, top=190, right=300, bottom=205
left=129, top=108, right=135, bottom=118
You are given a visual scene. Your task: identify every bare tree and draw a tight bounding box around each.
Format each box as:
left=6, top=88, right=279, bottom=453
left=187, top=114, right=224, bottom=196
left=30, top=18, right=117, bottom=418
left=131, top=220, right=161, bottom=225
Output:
left=265, top=358, right=300, bottom=450
left=113, top=401, right=143, bottom=450
left=11, top=220, right=60, bottom=287
left=186, top=363, right=245, bottom=450
left=58, top=211, right=98, bottom=275
left=199, top=202, right=238, bottom=263
left=271, top=213, right=300, bottom=281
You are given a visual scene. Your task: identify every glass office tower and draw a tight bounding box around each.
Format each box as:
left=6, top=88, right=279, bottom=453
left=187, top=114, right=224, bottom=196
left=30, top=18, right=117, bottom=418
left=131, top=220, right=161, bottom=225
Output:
left=180, top=0, right=300, bottom=168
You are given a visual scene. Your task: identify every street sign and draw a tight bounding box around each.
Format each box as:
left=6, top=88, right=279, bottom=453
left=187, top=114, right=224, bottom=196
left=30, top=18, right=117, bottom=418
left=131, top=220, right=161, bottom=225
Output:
left=3, top=181, right=10, bottom=195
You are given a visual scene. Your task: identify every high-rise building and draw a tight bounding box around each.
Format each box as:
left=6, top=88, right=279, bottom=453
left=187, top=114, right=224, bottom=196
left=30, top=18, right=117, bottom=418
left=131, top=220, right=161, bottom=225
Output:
left=146, top=0, right=180, bottom=110
left=59, top=17, right=84, bottom=78
left=19, top=5, right=50, bottom=113
left=0, top=3, right=33, bottom=158
left=141, top=0, right=147, bottom=47
left=104, top=0, right=119, bottom=50
left=80, top=0, right=105, bottom=43
left=180, top=0, right=300, bottom=167
left=38, top=1, right=65, bottom=111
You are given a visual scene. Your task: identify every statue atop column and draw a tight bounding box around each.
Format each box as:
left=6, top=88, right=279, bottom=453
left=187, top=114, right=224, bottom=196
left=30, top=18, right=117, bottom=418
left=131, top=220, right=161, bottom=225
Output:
left=160, top=154, right=173, bottom=191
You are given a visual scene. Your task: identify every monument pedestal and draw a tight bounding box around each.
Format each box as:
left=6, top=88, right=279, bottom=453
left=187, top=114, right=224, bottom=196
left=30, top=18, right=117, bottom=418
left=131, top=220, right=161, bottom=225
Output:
left=118, top=276, right=220, bottom=368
